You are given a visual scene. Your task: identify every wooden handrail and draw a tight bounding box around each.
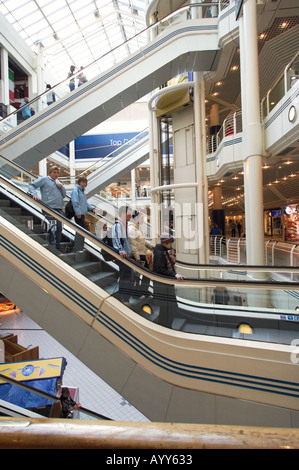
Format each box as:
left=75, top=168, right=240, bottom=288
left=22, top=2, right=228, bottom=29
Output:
left=1, top=418, right=299, bottom=449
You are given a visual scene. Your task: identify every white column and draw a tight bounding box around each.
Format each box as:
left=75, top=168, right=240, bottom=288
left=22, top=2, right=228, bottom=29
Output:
left=131, top=169, right=136, bottom=205
left=0, top=47, right=9, bottom=106
left=38, top=159, right=47, bottom=176
left=239, top=0, right=264, bottom=266
left=190, top=0, right=202, bottom=19
left=149, top=103, right=160, bottom=244
left=36, top=43, right=45, bottom=112
left=69, top=141, right=76, bottom=185
left=194, top=71, right=209, bottom=264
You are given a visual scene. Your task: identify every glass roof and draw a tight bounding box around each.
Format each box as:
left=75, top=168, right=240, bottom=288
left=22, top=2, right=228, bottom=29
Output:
left=0, top=0, right=147, bottom=81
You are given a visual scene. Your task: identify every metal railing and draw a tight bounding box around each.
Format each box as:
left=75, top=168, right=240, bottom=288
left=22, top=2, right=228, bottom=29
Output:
left=261, top=50, right=299, bottom=119
left=206, top=110, right=242, bottom=154
left=210, top=235, right=299, bottom=270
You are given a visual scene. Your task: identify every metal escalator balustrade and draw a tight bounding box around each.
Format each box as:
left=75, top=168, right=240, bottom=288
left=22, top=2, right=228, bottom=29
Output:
left=1, top=173, right=299, bottom=346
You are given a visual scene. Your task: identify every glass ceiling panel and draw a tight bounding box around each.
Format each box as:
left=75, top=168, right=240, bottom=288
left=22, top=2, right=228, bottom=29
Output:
left=0, top=0, right=146, bottom=81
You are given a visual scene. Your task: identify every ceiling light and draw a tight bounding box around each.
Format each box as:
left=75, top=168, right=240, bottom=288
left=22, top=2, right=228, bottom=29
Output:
left=238, top=323, right=253, bottom=335
left=216, top=81, right=222, bottom=86
left=280, top=22, right=288, bottom=28
left=142, top=305, right=152, bottom=314
left=212, top=92, right=219, bottom=96
left=231, top=65, right=238, bottom=71
left=258, top=33, right=266, bottom=39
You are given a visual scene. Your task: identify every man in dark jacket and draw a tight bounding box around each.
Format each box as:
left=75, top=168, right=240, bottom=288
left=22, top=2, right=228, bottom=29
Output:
left=152, top=233, right=183, bottom=327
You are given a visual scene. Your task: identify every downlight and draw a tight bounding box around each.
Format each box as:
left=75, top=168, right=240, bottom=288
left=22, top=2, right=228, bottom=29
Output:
left=238, top=323, right=253, bottom=335
left=142, top=304, right=152, bottom=315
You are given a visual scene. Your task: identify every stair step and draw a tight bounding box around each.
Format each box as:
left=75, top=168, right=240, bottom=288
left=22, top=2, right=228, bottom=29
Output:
left=0, top=199, right=11, bottom=207
left=74, top=261, right=102, bottom=274
left=88, top=271, right=116, bottom=285
left=3, top=207, right=23, bottom=215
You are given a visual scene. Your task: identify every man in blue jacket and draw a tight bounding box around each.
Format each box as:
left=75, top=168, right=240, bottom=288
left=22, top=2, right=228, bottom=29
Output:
left=70, top=176, right=95, bottom=252
left=112, top=205, right=133, bottom=303
left=29, top=166, right=66, bottom=251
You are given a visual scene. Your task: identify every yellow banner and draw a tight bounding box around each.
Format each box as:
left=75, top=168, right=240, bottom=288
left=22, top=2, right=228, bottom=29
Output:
left=0, top=357, right=65, bottom=383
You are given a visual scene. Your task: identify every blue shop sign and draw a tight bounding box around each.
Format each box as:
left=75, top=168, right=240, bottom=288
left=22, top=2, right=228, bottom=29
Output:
left=75, top=133, right=140, bottom=159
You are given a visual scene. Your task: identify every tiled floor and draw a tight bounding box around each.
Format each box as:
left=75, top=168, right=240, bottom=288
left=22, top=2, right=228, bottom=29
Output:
left=0, top=309, right=149, bottom=422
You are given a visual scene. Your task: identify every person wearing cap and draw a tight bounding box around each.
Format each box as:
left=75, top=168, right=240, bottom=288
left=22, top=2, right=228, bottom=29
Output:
left=152, top=233, right=184, bottom=327
left=153, top=233, right=183, bottom=280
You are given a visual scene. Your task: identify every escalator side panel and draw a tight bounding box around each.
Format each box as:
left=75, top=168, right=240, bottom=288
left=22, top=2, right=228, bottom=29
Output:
left=0, top=217, right=109, bottom=326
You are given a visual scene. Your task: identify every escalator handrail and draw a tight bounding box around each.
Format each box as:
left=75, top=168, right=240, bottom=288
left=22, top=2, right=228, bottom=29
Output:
left=0, top=3, right=218, bottom=125
left=176, top=258, right=299, bottom=274
left=1, top=174, right=299, bottom=290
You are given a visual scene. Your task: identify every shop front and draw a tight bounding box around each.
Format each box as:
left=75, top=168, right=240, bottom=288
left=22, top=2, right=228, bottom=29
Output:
left=264, top=209, right=283, bottom=239
left=284, top=204, right=299, bottom=242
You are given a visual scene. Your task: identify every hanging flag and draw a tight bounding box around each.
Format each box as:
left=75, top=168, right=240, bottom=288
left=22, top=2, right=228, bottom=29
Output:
left=8, top=68, right=14, bottom=102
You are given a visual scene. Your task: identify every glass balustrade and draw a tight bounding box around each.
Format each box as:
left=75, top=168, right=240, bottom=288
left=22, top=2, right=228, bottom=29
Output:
left=1, top=172, right=299, bottom=348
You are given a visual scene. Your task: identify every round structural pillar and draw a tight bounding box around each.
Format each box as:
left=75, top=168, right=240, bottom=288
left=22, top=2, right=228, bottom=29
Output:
left=239, top=0, right=264, bottom=266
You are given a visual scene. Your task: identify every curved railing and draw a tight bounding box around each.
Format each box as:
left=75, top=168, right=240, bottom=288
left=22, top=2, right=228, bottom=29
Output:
left=206, top=109, right=242, bottom=154
left=261, top=50, right=299, bottom=120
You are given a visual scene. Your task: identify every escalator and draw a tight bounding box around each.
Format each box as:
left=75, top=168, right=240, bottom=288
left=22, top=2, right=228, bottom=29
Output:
left=1, top=162, right=299, bottom=424
left=0, top=372, right=110, bottom=421
left=0, top=5, right=219, bottom=171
